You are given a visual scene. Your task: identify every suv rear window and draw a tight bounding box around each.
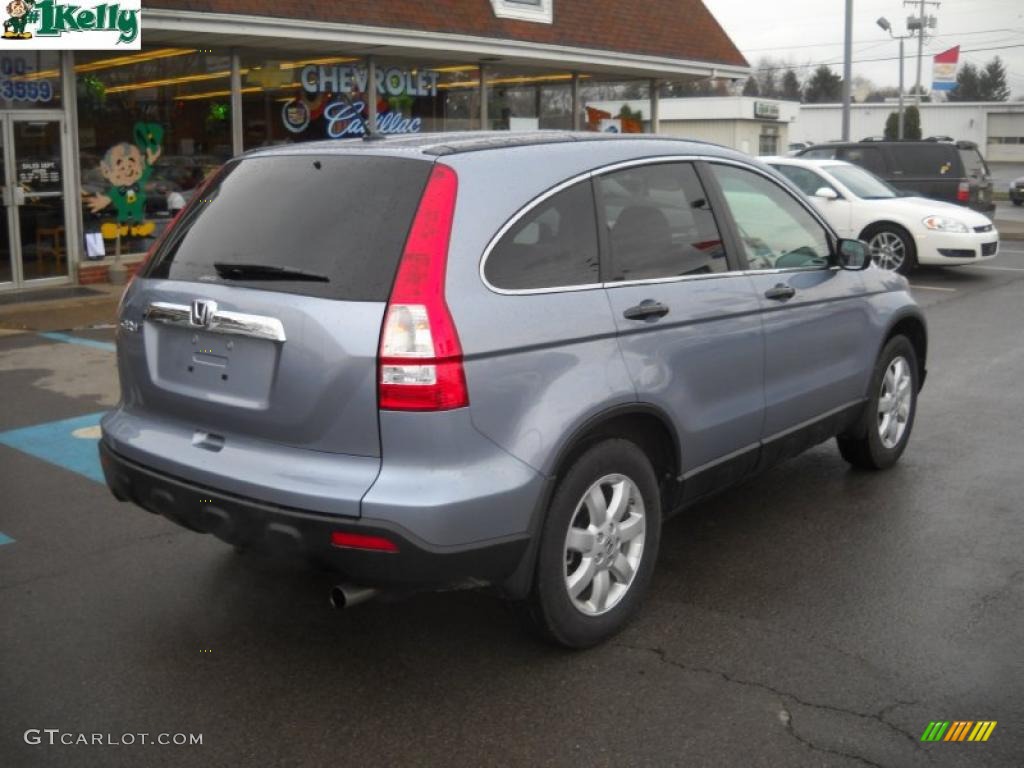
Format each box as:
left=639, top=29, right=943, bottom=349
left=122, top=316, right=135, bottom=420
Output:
left=145, top=154, right=432, bottom=301
left=958, top=147, right=990, bottom=178
left=889, top=145, right=960, bottom=178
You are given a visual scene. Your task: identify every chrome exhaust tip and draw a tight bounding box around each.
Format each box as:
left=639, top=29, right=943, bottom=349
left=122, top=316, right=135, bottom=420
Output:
left=329, top=583, right=380, bottom=609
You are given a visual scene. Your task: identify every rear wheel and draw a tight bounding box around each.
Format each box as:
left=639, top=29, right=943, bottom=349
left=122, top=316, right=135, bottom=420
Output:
left=864, top=224, right=916, bottom=274
left=838, top=336, right=919, bottom=470
left=525, top=439, right=661, bottom=648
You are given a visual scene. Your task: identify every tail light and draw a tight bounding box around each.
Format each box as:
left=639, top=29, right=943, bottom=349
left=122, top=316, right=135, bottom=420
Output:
left=957, top=181, right=970, bottom=203
left=378, top=163, right=468, bottom=411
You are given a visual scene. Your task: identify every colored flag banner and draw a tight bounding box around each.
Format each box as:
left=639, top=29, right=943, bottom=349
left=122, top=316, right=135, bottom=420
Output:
left=933, top=46, right=960, bottom=92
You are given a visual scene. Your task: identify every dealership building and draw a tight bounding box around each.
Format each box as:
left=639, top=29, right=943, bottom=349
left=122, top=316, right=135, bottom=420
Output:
left=0, top=0, right=747, bottom=294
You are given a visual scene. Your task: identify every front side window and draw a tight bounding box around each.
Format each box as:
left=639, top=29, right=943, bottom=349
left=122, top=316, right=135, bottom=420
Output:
left=826, top=165, right=898, bottom=199
left=773, top=165, right=834, bottom=197
left=710, top=164, right=831, bottom=271
left=597, top=163, right=726, bottom=281
left=485, top=180, right=600, bottom=291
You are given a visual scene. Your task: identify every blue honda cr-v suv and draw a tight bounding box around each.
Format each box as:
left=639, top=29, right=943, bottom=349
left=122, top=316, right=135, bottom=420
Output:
left=101, top=132, right=926, bottom=647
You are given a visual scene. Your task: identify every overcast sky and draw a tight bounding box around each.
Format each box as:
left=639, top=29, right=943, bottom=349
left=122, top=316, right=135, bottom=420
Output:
left=702, top=0, right=1024, bottom=97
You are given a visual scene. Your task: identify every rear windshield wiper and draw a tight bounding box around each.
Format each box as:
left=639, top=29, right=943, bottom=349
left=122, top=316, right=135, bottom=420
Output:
left=213, top=262, right=330, bottom=283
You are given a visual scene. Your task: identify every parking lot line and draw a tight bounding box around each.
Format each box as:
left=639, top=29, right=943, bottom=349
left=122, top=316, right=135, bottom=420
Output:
left=0, top=532, right=14, bottom=546
left=0, top=412, right=107, bottom=484
left=37, top=332, right=115, bottom=353
left=966, top=265, right=1024, bottom=272
left=909, top=285, right=957, bottom=292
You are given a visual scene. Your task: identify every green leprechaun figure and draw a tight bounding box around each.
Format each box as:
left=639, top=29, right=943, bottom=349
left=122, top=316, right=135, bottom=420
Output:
left=85, top=122, right=163, bottom=239
left=3, top=0, right=35, bottom=39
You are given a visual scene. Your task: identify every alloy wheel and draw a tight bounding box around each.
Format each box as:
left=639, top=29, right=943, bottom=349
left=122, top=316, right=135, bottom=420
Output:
left=563, top=473, right=646, bottom=616
left=878, top=355, right=913, bottom=449
left=869, top=231, right=906, bottom=271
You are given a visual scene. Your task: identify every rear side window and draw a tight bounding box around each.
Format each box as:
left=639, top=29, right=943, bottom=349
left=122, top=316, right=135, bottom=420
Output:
left=889, top=145, right=959, bottom=177
left=597, top=162, right=726, bottom=281
left=146, top=155, right=432, bottom=301
left=835, top=146, right=886, bottom=176
left=485, top=180, right=600, bottom=291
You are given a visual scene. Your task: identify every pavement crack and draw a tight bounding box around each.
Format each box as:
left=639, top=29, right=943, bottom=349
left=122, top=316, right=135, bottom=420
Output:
left=616, top=643, right=928, bottom=762
left=781, top=706, right=886, bottom=768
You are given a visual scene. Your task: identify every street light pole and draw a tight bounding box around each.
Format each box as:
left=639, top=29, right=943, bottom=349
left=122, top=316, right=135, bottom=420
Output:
left=842, top=0, right=853, bottom=140
left=878, top=17, right=910, bottom=140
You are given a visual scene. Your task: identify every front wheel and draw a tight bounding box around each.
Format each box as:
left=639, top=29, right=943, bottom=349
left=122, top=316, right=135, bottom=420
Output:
left=525, top=439, right=661, bottom=648
left=838, top=336, right=919, bottom=470
left=864, top=225, right=916, bottom=274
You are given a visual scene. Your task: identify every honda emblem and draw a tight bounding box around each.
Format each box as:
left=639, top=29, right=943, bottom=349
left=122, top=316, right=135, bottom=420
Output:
left=190, top=300, right=217, bottom=328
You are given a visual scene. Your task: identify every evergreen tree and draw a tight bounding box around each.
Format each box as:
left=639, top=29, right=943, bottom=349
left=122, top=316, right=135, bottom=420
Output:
left=904, top=105, right=922, bottom=140
left=803, top=65, right=843, bottom=103
left=742, top=77, right=760, bottom=97
left=979, top=57, right=1010, bottom=101
left=947, top=61, right=981, bottom=101
left=781, top=69, right=801, bottom=101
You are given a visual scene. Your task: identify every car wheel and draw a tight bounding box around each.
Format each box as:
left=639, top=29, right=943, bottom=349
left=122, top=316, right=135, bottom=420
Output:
left=864, top=225, right=916, bottom=274
left=1013, top=199, right=1023, bottom=207
left=837, top=336, right=919, bottom=470
left=525, top=439, right=661, bottom=648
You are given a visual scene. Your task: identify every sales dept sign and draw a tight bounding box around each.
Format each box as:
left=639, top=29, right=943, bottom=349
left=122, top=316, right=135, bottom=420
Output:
left=0, top=0, right=141, bottom=49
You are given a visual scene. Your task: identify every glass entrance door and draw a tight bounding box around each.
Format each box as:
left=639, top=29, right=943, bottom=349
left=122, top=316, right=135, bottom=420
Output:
left=0, top=115, right=69, bottom=289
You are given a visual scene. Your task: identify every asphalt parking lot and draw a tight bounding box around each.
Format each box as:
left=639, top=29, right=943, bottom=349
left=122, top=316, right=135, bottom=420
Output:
left=2, top=246, right=1023, bottom=767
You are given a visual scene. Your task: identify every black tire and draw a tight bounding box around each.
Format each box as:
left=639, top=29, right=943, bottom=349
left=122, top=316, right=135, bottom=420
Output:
left=524, top=439, right=661, bottom=649
left=838, top=335, right=919, bottom=470
left=1013, top=199, right=1023, bottom=207
left=863, top=224, right=917, bottom=275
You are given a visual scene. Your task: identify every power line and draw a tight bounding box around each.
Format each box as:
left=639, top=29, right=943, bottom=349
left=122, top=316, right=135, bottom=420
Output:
left=742, top=27, right=1024, bottom=55
left=753, top=43, right=1024, bottom=74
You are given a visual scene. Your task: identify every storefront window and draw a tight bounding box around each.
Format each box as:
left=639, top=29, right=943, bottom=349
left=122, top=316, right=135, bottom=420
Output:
left=581, top=79, right=650, bottom=133
left=75, top=48, right=233, bottom=258
left=241, top=54, right=481, bottom=148
left=0, top=52, right=62, bottom=109
left=484, top=67, right=576, bottom=131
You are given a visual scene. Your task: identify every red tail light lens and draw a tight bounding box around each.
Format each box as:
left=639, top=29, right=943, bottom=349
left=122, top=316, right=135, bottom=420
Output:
left=957, top=181, right=970, bottom=203
left=378, top=163, right=468, bottom=411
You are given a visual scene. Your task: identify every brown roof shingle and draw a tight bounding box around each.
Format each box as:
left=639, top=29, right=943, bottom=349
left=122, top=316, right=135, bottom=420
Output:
left=149, top=0, right=748, bottom=68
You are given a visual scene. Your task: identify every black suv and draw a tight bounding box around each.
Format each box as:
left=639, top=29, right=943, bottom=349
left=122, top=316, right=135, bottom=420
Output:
left=797, top=140, right=995, bottom=215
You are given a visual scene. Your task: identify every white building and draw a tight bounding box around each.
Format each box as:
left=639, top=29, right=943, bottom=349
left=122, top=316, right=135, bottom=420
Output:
left=587, top=97, right=799, bottom=156
left=792, top=102, right=1024, bottom=166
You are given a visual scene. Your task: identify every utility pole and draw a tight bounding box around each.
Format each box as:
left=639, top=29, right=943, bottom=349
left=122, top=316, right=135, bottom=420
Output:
left=905, top=0, right=940, bottom=106
left=842, top=0, right=853, bottom=140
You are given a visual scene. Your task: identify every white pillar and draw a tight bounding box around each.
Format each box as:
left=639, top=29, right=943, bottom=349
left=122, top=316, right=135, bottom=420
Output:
left=571, top=72, right=581, bottom=131
left=480, top=64, right=488, bottom=130
left=230, top=49, right=243, bottom=155
left=366, top=57, right=378, bottom=134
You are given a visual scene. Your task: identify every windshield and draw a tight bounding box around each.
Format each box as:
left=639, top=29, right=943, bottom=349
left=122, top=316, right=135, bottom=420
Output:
left=826, top=165, right=898, bottom=200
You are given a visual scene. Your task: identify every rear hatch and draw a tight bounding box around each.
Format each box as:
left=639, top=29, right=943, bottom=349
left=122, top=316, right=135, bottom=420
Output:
left=958, top=144, right=995, bottom=213
left=117, top=152, right=432, bottom=459
left=884, top=144, right=962, bottom=206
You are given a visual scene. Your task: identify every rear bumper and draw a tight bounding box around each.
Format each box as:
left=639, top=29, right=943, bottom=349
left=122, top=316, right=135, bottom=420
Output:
left=99, top=441, right=531, bottom=588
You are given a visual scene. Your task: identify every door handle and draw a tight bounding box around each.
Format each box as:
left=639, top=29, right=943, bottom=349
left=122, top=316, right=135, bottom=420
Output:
left=764, top=283, right=796, bottom=302
left=623, top=300, right=670, bottom=321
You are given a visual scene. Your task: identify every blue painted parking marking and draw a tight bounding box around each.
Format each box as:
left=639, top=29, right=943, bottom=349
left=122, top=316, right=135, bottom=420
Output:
left=0, top=411, right=107, bottom=484
left=0, top=532, right=14, bottom=546
left=37, top=332, right=116, bottom=353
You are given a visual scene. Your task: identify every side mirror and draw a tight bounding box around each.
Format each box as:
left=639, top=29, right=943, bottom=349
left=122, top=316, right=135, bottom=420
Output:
left=837, top=239, right=871, bottom=271
left=814, top=187, right=839, bottom=200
